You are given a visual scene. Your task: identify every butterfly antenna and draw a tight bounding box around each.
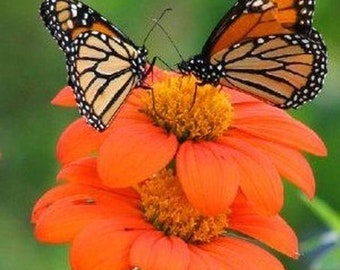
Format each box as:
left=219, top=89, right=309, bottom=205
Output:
left=151, top=17, right=184, bottom=62
left=143, top=8, right=173, bottom=46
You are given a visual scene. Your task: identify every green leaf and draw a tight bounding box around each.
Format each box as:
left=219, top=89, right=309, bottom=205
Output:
left=302, top=196, right=340, bottom=232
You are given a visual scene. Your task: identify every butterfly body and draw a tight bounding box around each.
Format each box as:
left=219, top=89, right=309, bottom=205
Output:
left=178, top=0, right=327, bottom=108
left=40, top=0, right=149, bottom=131
left=178, top=56, right=225, bottom=86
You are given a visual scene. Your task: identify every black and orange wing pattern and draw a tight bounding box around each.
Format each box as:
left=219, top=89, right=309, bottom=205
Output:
left=178, top=0, right=327, bottom=109
left=40, top=0, right=148, bottom=131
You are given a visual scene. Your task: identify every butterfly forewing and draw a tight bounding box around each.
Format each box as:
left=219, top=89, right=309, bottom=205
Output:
left=40, top=0, right=129, bottom=50
left=40, top=0, right=147, bottom=131
left=273, top=0, right=315, bottom=35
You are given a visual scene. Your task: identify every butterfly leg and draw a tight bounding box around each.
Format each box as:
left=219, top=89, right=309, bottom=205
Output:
left=148, top=85, right=174, bottom=122
left=139, top=63, right=166, bottom=121
left=144, top=56, right=172, bottom=85
left=188, top=81, right=206, bottom=113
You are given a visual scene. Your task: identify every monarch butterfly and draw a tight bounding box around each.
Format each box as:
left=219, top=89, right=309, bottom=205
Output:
left=178, top=0, right=327, bottom=109
left=40, top=0, right=151, bottom=131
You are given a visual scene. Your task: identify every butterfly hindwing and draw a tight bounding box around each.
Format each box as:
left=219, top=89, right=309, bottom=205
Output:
left=217, top=33, right=327, bottom=108
left=67, top=31, right=145, bottom=130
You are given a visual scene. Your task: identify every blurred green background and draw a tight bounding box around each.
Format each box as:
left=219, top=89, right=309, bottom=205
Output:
left=0, top=0, right=339, bottom=269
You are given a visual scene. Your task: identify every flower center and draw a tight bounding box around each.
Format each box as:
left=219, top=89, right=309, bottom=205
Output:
left=138, top=169, right=229, bottom=244
left=143, top=75, right=234, bottom=142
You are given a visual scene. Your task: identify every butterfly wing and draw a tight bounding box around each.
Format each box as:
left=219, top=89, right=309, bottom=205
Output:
left=214, top=33, right=327, bottom=108
left=202, top=0, right=317, bottom=57
left=68, top=31, right=146, bottom=130
left=40, top=0, right=131, bottom=52
left=272, top=0, right=315, bottom=35
left=40, top=0, right=147, bottom=131
left=200, top=0, right=327, bottom=108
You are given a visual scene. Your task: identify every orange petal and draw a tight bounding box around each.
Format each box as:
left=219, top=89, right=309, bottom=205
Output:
left=70, top=218, right=149, bottom=270
left=218, top=137, right=283, bottom=215
left=33, top=187, right=143, bottom=243
left=130, top=231, right=190, bottom=270
left=230, top=130, right=315, bottom=198
left=57, top=157, right=142, bottom=195
left=229, top=194, right=299, bottom=258
left=202, top=238, right=285, bottom=270
left=227, top=88, right=263, bottom=105
left=32, top=184, right=139, bottom=224
left=176, top=141, right=239, bottom=216
left=233, top=102, right=288, bottom=120
left=51, top=86, right=76, bottom=107
left=188, top=246, right=226, bottom=270
left=98, top=123, right=178, bottom=188
left=34, top=194, right=123, bottom=242
left=233, top=103, right=327, bottom=156
left=57, top=157, right=102, bottom=186
left=32, top=184, right=96, bottom=223
left=56, top=118, right=109, bottom=164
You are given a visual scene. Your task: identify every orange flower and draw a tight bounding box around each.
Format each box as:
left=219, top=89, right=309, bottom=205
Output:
left=54, top=68, right=326, bottom=216
left=32, top=161, right=298, bottom=270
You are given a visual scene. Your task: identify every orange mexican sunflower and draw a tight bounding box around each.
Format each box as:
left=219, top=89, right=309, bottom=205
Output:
left=53, top=67, right=326, bottom=216
left=32, top=162, right=299, bottom=270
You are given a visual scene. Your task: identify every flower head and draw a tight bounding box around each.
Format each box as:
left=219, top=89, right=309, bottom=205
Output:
left=32, top=161, right=298, bottom=270
left=54, top=68, right=326, bottom=216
